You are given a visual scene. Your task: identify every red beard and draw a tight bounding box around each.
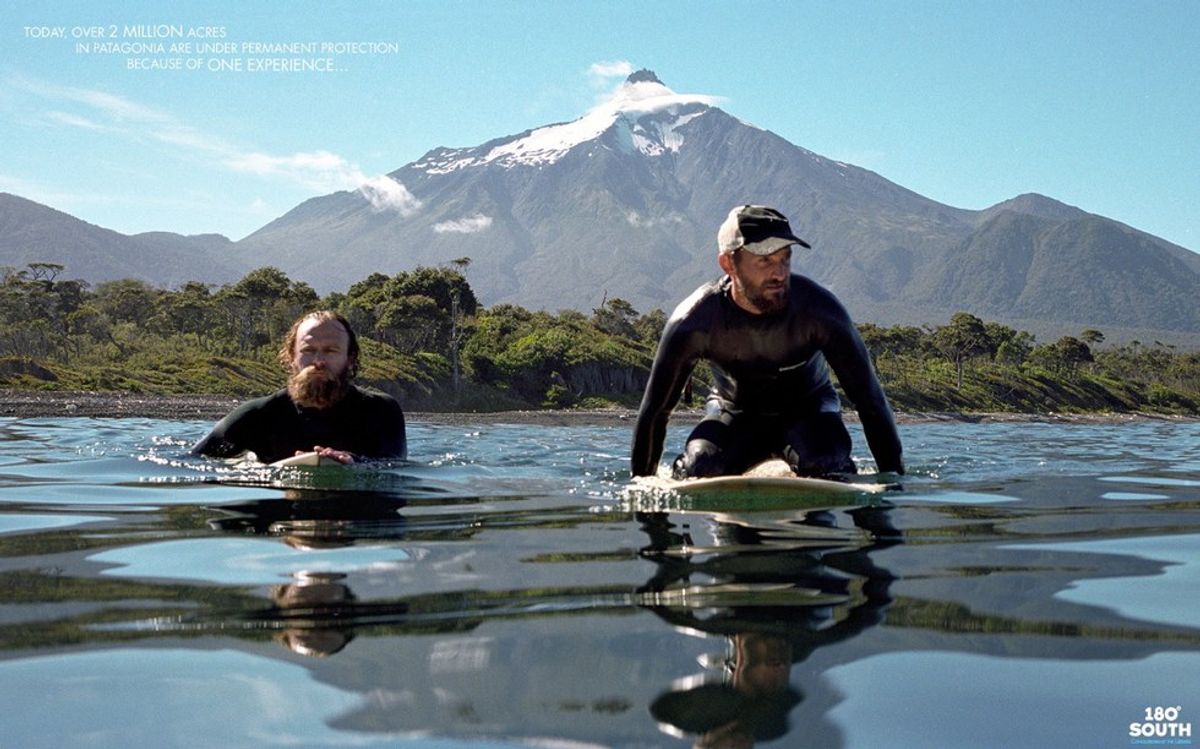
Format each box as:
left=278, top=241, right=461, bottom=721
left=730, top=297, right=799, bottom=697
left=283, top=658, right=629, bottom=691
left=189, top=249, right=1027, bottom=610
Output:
left=287, top=365, right=350, bottom=409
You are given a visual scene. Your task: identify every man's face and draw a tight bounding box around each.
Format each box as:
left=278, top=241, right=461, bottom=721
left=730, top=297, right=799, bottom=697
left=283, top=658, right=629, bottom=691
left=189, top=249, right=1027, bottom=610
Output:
left=721, top=246, right=791, bottom=314
left=287, top=318, right=352, bottom=408
left=732, top=633, right=793, bottom=696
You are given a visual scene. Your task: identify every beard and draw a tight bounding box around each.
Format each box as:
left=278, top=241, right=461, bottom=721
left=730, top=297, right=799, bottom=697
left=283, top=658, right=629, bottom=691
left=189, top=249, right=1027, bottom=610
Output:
left=287, top=365, right=351, bottom=409
left=734, top=271, right=789, bottom=314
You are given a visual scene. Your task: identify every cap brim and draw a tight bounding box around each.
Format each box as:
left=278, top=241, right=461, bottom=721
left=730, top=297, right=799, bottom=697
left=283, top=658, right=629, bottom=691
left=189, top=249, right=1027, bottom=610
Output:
left=739, top=236, right=811, bottom=255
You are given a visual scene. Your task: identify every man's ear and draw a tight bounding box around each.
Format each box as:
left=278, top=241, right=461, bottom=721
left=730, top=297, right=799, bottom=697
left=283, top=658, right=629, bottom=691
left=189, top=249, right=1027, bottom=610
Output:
left=717, top=252, right=736, bottom=277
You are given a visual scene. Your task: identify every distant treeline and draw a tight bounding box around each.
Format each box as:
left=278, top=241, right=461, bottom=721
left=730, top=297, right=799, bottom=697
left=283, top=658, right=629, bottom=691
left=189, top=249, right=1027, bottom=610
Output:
left=2, top=262, right=1197, bottom=415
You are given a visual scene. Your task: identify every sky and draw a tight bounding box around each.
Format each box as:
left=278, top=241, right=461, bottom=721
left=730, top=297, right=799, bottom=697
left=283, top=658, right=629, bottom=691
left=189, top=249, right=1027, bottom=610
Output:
left=2, top=0, right=1197, bottom=253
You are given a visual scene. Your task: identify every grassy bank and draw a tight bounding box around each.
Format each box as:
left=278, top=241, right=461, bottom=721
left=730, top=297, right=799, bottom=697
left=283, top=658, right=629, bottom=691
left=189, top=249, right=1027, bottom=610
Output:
left=2, top=264, right=1197, bottom=417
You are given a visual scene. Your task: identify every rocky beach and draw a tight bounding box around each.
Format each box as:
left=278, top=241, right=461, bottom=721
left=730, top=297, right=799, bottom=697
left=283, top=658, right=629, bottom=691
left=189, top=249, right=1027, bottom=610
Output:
left=1, top=389, right=1190, bottom=425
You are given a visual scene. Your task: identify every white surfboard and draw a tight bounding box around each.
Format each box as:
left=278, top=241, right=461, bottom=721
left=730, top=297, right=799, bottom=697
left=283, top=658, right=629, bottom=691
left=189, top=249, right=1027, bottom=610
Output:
left=633, top=459, right=894, bottom=500
left=269, top=451, right=339, bottom=468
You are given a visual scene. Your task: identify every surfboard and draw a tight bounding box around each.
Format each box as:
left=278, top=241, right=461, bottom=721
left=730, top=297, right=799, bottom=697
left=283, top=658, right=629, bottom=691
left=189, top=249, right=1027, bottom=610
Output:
left=629, top=459, right=895, bottom=508
left=269, top=451, right=340, bottom=468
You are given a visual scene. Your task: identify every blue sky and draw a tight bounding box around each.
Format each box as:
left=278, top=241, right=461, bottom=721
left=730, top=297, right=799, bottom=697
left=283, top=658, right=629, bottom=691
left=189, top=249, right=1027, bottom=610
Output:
left=3, top=0, right=1196, bottom=252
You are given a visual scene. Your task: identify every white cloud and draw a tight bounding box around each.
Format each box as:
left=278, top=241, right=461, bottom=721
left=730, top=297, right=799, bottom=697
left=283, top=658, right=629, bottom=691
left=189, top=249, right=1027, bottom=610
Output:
left=433, top=214, right=493, bottom=234
left=226, top=152, right=420, bottom=214
left=588, top=60, right=635, bottom=79
left=11, top=77, right=229, bottom=154
left=9, top=73, right=419, bottom=214
left=360, top=175, right=421, bottom=215
left=70, top=87, right=171, bottom=123
left=587, top=60, right=636, bottom=101
left=45, top=110, right=113, bottom=132
left=225, top=150, right=356, bottom=189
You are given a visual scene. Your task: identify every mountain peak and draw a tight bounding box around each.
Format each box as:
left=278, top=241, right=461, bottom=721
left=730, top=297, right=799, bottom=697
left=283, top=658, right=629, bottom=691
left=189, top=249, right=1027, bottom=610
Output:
left=625, top=69, right=663, bottom=85
left=980, top=193, right=1088, bottom=224
left=414, top=71, right=719, bottom=173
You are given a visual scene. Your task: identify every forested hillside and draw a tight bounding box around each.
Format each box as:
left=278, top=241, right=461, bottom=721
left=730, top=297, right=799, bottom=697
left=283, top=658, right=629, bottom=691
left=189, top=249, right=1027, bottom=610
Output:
left=1, top=262, right=1196, bottom=415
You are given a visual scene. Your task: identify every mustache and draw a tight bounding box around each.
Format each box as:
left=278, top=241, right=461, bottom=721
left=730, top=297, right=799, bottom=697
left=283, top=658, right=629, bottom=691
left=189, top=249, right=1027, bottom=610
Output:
left=296, top=365, right=332, bottom=379
left=288, top=364, right=349, bottom=408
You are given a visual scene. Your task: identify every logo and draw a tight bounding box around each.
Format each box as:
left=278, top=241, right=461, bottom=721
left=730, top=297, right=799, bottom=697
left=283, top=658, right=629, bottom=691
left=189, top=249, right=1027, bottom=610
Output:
left=1131, top=706, right=1193, bottom=746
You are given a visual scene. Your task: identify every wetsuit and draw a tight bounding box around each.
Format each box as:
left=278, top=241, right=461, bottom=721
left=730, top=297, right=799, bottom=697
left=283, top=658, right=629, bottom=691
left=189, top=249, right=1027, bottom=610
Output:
left=631, top=274, right=903, bottom=478
left=192, top=385, right=407, bottom=464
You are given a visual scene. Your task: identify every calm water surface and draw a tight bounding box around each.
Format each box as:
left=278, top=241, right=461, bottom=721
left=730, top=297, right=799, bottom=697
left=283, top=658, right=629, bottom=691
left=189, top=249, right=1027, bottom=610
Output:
left=1, top=415, right=1198, bottom=748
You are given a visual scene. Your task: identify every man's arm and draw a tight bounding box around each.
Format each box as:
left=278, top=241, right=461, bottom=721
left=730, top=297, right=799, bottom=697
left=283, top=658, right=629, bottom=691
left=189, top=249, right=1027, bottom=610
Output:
left=631, top=321, right=697, bottom=477
left=336, top=390, right=407, bottom=463
left=191, top=400, right=258, bottom=458
left=821, top=313, right=905, bottom=475
left=369, top=396, right=407, bottom=460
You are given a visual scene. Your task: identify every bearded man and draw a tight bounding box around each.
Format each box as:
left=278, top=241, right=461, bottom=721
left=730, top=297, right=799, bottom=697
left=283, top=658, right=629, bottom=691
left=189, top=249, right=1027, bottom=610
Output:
left=192, top=310, right=407, bottom=464
left=631, top=205, right=903, bottom=479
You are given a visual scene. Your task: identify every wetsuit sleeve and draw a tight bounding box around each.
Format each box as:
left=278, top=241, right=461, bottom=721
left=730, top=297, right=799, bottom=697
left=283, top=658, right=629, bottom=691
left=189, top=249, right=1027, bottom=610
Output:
left=631, top=319, right=699, bottom=477
left=366, top=395, right=407, bottom=460
left=191, top=400, right=260, bottom=458
left=821, top=313, right=905, bottom=474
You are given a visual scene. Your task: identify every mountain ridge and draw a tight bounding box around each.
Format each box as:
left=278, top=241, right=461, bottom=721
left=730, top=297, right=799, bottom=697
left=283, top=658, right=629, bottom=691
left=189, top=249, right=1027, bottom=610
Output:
left=0, top=192, right=244, bottom=287
left=3, top=71, right=1198, bottom=341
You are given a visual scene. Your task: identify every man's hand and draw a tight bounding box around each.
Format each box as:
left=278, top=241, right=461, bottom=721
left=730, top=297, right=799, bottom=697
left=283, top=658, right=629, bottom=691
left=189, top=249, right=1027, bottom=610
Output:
left=307, top=446, right=355, bottom=464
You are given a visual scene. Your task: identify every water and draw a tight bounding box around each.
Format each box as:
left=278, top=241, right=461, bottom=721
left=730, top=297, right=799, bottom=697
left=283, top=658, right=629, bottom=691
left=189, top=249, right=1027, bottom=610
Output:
left=1, top=415, right=1198, bottom=748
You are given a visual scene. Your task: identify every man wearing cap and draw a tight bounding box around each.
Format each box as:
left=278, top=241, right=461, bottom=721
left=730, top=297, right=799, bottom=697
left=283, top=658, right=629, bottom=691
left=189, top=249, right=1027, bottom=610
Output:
left=631, top=205, right=904, bottom=479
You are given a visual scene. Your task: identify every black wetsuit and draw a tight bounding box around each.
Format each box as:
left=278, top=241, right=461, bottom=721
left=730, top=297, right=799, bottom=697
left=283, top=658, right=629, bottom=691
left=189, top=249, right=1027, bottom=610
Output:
left=191, top=386, right=407, bottom=464
left=631, top=274, right=903, bottom=478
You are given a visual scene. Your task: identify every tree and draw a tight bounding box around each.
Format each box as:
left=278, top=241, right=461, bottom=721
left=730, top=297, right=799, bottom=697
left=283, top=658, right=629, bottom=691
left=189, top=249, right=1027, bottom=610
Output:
left=386, top=266, right=478, bottom=319
left=1029, top=336, right=1093, bottom=376
left=153, top=281, right=214, bottom=343
left=215, top=267, right=319, bottom=351
left=634, top=308, right=667, bottom=344
left=859, top=323, right=925, bottom=368
left=376, top=295, right=444, bottom=353
left=93, top=279, right=160, bottom=327
left=446, top=257, right=472, bottom=401
left=931, top=312, right=990, bottom=388
left=1055, top=336, right=1094, bottom=372
left=592, top=297, right=639, bottom=339
left=26, top=262, right=64, bottom=283
left=983, top=323, right=1034, bottom=367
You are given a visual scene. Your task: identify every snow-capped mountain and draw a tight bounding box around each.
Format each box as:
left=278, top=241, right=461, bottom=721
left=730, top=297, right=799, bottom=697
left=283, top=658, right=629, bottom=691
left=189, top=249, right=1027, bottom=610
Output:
left=233, top=70, right=1200, bottom=335
left=414, top=71, right=717, bottom=173
left=236, top=70, right=966, bottom=314
left=9, top=70, right=1195, bottom=337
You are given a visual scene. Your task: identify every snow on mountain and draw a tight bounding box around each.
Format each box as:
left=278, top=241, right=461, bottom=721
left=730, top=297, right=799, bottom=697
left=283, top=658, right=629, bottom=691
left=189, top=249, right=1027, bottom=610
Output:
left=414, top=70, right=719, bottom=173
left=224, top=69, right=1200, bottom=338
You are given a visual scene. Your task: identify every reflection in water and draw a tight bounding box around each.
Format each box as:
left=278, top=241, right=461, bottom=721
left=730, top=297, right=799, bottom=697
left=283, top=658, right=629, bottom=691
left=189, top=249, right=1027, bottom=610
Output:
left=208, top=490, right=418, bottom=658
left=207, top=490, right=411, bottom=540
left=640, top=503, right=900, bottom=746
left=205, top=482, right=904, bottom=745
left=6, top=418, right=1200, bottom=747
left=650, top=632, right=801, bottom=748
left=271, top=573, right=356, bottom=657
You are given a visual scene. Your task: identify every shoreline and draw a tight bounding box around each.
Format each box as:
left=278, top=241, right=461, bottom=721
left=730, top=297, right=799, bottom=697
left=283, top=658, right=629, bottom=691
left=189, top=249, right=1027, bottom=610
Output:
left=1, top=389, right=1194, bottom=425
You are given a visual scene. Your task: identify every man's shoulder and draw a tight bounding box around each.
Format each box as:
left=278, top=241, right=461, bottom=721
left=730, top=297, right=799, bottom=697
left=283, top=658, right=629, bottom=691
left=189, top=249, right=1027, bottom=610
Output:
left=790, top=273, right=837, bottom=297
left=790, top=274, right=850, bottom=319
left=349, top=385, right=403, bottom=410
left=226, top=389, right=291, bottom=417
left=668, top=278, right=724, bottom=325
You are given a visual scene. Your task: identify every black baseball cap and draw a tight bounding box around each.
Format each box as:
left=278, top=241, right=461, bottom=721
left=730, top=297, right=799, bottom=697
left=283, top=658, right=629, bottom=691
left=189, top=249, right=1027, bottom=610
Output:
left=717, top=205, right=811, bottom=255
